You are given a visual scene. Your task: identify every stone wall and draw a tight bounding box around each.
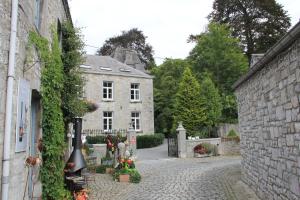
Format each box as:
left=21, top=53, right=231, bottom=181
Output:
left=219, top=138, right=240, bottom=155
left=82, top=73, right=154, bottom=134
left=217, top=123, right=239, bottom=137
left=235, top=38, right=300, bottom=199
left=0, top=1, right=69, bottom=199
left=186, top=138, right=221, bottom=158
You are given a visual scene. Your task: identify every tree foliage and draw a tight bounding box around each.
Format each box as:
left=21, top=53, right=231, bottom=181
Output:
left=200, top=73, right=222, bottom=127
left=189, top=23, right=247, bottom=94
left=61, top=21, right=87, bottom=129
left=173, top=67, right=206, bottom=136
left=29, top=30, right=71, bottom=199
left=209, top=0, right=291, bottom=61
left=151, top=59, right=189, bottom=134
left=97, top=28, right=155, bottom=69
left=189, top=22, right=247, bottom=121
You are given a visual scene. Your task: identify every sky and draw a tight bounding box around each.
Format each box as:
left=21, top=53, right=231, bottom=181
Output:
left=69, top=0, right=300, bottom=65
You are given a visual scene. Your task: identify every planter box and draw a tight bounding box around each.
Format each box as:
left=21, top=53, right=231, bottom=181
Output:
left=105, top=167, right=115, bottom=174
left=194, top=153, right=212, bottom=158
left=119, top=174, right=130, bottom=183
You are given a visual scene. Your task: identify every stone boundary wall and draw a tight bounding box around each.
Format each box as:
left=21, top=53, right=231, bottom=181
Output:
left=186, top=138, right=221, bottom=157
left=235, top=38, right=300, bottom=199
left=185, top=138, right=240, bottom=157
left=219, top=138, right=240, bottom=155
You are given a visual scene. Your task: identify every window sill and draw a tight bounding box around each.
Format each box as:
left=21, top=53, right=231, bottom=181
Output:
left=130, top=100, right=142, bottom=103
left=102, top=99, right=114, bottom=102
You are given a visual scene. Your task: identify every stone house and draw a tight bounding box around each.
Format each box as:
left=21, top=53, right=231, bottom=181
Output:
left=234, top=21, right=300, bottom=199
left=0, top=0, right=71, bottom=199
left=81, top=53, right=155, bottom=134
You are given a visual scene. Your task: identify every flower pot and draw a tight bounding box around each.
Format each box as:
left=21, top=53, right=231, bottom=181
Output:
left=119, top=174, right=130, bottom=183
left=105, top=167, right=115, bottom=174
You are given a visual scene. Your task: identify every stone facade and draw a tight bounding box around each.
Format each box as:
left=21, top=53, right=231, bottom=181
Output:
left=82, top=55, right=155, bottom=134
left=234, top=25, right=300, bottom=199
left=0, top=1, right=70, bottom=199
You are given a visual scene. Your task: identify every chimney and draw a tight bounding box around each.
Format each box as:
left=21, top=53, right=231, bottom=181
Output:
left=112, top=47, right=146, bottom=71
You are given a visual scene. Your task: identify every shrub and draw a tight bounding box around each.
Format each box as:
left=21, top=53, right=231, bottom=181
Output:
left=137, top=133, right=164, bottom=149
left=129, top=169, right=141, bottom=183
left=86, top=136, right=106, bottom=144
left=227, top=129, right=238, bottom=137
left=86, top=135, right=127, bottom=144
left=96, top=165, right=111, bottom=174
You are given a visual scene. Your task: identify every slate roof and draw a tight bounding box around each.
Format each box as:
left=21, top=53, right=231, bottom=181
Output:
left=81, top=55, right=152, bottom=79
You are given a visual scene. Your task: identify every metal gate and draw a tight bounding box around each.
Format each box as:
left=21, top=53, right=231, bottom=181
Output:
left=168, top=134, right=178, bottom=157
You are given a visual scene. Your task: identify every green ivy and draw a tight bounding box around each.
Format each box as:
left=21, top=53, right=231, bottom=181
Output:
left=29, top=30, right=71, bottom=199
left=61, top=21, right=87, bottom=129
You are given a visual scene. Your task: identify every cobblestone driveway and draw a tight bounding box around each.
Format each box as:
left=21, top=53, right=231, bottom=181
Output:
left=88, top=141, right=259, bottom=200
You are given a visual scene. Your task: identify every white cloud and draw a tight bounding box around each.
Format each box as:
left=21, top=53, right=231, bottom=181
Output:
left=69, top=0, right=300, bottom=65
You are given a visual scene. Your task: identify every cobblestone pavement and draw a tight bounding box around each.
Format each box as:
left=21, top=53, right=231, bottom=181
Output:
left=88, top=141, right=259, bottom=200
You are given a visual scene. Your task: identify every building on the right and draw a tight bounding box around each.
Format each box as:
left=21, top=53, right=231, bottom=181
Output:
left=233, top=21, right=300, bottom=200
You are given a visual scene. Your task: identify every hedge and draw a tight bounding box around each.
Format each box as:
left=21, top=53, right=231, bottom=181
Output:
left=86, top=134, right=164, bottom=149
left=86, top=135, right=127, bottom=144
left=137, top=133, right=164, bottom=149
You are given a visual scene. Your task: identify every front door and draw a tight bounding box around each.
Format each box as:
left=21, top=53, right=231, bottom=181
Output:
left=28, top=94, right=40, bottom=199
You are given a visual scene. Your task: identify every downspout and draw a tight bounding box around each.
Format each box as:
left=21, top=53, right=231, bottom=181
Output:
left=2, top=0, right=19, bottom=199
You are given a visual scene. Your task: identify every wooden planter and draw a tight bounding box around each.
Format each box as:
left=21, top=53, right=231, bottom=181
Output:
left=105, top=167, right=115, bottom=174
left=119, top=174, right=130, bottom=183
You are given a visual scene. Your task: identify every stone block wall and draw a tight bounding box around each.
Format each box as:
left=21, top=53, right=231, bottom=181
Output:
left=186, top=138, right=221, bottom=158
left=0, top=1, right=69, bottom=199
left=82, top=73, right=154, bottom=134
left=219, top=139, right=240, bottom=155
left=235, top=38, right=300, bottom=199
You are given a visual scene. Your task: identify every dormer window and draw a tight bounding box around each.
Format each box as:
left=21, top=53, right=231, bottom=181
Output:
left=100, top=67, right=112, bottom=71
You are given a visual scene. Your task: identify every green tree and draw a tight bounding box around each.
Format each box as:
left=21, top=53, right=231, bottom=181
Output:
left=173, top=67, right=206, bottom=136
left=189, top=23, right=247, bottom=121
left=97, top=28, right=155, bottom=69
left=151, top=59, right=189, bottom=134
left=200, top=73, right=222, bottom=127
left=209, top=0, right=291, bottom=61
left=61, top=21, right=87, bottom=130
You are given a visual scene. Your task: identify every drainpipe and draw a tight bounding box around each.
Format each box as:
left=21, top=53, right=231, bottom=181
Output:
left=2, top=0, right=19, bottom=199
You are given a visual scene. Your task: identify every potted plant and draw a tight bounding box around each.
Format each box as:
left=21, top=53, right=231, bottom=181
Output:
left=112, top=158, right=141, bottom=183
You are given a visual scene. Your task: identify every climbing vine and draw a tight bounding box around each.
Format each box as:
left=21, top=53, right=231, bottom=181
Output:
left=29, top=30, right=71, bottom=199
left=61, top=21, right=87, bottom=130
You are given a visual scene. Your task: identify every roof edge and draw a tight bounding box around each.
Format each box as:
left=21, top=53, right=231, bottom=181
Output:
left=233, top=21, right=300, bottom=90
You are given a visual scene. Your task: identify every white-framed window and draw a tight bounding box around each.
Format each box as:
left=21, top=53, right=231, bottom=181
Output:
left=131, top=112, right=140, bottom=131
left=103, top=81, right=113, bottom=100
left=130, top=83, right=140, bottom=101
left=103, top=112, right=113, bottom=131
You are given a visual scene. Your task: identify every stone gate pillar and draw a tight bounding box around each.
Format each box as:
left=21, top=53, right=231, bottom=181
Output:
left=127, top=123, right=137, bottom=159
left=177, top=122, right=186, bottom=158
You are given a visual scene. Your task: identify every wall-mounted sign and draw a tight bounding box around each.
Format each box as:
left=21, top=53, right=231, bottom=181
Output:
left=15, top=79, right=30, bottom=152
